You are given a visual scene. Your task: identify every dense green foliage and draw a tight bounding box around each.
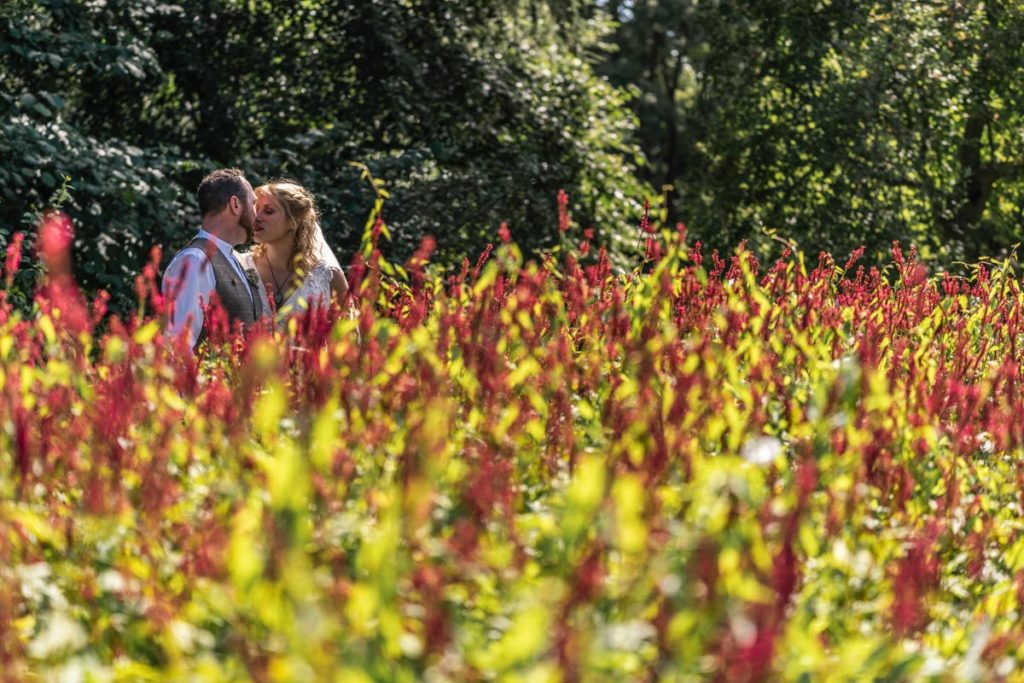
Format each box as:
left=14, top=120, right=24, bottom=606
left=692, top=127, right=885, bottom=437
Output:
left=1, top=0, right=199, bottom=308
left=598, top=0, right=1024, bottom=260
left=1, top=0, right=647, bottom=310
left=4, top=0, right=1024, bottom=307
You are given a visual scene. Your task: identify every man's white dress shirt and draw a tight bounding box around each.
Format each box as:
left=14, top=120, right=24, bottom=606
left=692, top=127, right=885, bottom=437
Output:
left=161, top=229, right=252, bottom=349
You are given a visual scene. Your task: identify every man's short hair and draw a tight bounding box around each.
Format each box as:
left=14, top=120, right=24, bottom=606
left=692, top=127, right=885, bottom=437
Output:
left=197, top=168, right=250, bottom=216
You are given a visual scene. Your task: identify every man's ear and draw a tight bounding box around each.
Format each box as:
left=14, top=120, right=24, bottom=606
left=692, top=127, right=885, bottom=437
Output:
left=229, top=195, right=241, bottom=215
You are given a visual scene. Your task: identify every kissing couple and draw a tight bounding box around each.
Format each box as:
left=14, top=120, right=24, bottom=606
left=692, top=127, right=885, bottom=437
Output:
left=161, top=168, right=350, bottom=351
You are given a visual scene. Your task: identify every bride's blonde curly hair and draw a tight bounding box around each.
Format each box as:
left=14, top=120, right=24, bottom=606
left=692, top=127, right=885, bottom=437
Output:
left=252, top=179, right=320, bottom=278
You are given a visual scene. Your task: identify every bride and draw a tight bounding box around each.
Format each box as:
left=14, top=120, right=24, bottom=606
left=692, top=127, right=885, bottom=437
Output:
left=238, top=179, right=349, bottom=323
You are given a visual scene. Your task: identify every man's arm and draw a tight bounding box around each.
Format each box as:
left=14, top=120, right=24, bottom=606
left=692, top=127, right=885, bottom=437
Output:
left=161, top=250, right=214, bottom=349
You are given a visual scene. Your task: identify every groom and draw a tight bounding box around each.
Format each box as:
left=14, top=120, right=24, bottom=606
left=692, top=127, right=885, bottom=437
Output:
left=162, top=168, right=264, bottom=350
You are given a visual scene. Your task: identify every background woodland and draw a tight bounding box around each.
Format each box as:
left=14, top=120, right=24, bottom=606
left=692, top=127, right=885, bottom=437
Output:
left=4, top=0, right=1024, bottom=309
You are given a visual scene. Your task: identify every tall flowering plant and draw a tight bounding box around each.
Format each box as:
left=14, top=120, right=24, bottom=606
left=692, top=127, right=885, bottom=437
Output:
left=3, top=200, right=1024, bottom=680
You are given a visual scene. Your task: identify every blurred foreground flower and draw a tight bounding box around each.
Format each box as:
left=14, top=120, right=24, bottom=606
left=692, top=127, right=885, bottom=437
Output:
left=741, top=435, right=782, bottom=465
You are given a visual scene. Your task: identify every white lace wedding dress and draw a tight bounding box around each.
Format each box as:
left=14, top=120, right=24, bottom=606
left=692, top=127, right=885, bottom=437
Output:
left=237, top=251, right=334, bottom=324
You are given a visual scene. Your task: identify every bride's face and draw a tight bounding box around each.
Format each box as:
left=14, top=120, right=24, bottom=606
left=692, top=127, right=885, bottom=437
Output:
left=253, top=193, right=292, bottom=245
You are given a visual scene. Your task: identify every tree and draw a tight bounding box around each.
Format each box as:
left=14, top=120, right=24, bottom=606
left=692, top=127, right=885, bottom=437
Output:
left=148, top=0, right=650, bottom=261
left=2, top=0, right=652, bottom=313
left=0, top=0, right=193, bottom=308
left=598, top=0, right=1024, bottom=263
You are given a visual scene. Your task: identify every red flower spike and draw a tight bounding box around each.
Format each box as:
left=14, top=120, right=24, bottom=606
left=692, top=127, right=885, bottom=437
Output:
left=640, top=199, right=654, bottom=234
left=557, top=189, right=571, bottom=232
left=472, top=243, right=494, bottom=281
left=4, top=231, right=25, bottom=286
left=38, top=211, right=74, bottom=275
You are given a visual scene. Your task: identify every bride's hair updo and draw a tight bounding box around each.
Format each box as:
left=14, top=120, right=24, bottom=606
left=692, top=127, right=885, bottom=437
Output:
left=253, top=179, right=320, bottom=276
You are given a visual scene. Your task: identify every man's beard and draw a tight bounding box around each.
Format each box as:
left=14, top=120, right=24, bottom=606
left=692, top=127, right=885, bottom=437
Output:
left=240, top=213, right=255, bottom=242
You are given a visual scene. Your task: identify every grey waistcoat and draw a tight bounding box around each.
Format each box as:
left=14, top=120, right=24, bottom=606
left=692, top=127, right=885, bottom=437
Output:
left=186, top=237, right=263, bottom=347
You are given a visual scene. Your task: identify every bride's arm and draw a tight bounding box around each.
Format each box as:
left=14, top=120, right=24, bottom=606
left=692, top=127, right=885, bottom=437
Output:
left=330, top=267, right=350, bottom=307
left=312, top=223, right=350, bottom=306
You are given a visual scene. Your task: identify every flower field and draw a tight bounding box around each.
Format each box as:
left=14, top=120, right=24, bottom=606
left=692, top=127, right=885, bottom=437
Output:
left=4, top=215, right=1024, bottom=681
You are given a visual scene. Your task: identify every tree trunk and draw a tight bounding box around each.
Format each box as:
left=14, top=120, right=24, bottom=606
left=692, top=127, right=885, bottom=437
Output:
left=662, top=49, right=686, bottom=225
left=939, top=107, right=1024, bottom=257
